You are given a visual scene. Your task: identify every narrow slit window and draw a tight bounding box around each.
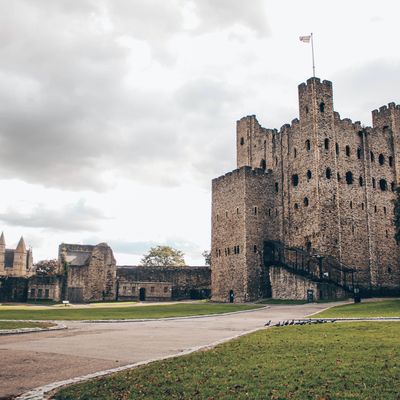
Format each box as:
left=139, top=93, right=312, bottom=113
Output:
left=326, top=167, right=332, bottom=179
left=345, top=145, right=350, bottom=157
left=346, top=171, right=353, bottom=184
left=324, top=138, right=329, bottom=150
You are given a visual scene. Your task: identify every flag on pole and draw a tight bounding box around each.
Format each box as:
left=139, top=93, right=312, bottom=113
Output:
left=299, top=35, right=311, bottom=43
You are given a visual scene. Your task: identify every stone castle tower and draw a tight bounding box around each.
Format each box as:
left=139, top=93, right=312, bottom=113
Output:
left=211, top=77, right=400, bottom=302
left=0, top=233, right=33, bottom=277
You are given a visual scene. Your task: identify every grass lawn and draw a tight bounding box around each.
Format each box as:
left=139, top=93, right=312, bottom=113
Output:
left=0, top=321, right=55, bottom=330
left=54, top=322, right=400, bottom=400
left=312, top=299, right=400, bottom=318
left=0, top=303, right=262, bottom=321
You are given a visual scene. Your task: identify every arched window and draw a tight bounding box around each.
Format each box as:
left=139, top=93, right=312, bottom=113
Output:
left=307, top=170, right=312, bottom=180
left=379, top=154, right=385, bottom=165
left=292, top=174, right=299, bottom=186
left=345, top=145, right=350, bottom=157
left=335, top=143, right=339, bottom=155
left=240, top=137, right=244, bottom=145
left=260, top=159, right=266, bottom=169
left=359, top=176, right=363, bottom=187
left=304, top=197, right=309, bottom=206
left=306, top=139, right=311, bottom=151
left=379, top=179, right=387, bottom=191
left=319, top=102, right=325, bottom=112
left=389, top=156, right=393, bottom=167
left=326, top=167, right=332, bottom=179
left=370, top=151, right=375, bottom=162
left=324, top=138, right=329, bottom=150
left=346, top=171, right=353, bottom=184
left=357, top=148, right=362, bottom=159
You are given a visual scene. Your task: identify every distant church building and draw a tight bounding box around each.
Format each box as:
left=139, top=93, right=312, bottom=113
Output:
left=0, top=233, right=33, bottom=277
left=211, top=77, right=400, bottom=302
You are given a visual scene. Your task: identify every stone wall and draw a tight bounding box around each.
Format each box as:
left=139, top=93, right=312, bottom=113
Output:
left=117, top=266, right=210, bottom=300
left=269, top=266, right=347, bottom=301
left=27, top=276, right=63, bottom=302
left=60, top=243, right=117, bottom=303
left=118, top=280, right=173, bottom=301
left=0, top=277, right=28, bottom=302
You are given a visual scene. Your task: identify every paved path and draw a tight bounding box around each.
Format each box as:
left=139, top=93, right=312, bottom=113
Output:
left=0, top=302, right=344, bottom=399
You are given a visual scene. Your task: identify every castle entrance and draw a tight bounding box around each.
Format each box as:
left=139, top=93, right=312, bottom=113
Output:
left=139, top=287, right=146, bottom=301
left=229, top=290, right=234, bottom=303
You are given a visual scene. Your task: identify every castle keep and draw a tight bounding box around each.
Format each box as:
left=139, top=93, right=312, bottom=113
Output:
left=211, top=77, right=400, bottom=302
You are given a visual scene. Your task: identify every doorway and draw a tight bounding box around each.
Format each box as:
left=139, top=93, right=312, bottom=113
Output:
left=139, top=287, right=146, bottom=301
left=229, top=290, right=234, bottom=303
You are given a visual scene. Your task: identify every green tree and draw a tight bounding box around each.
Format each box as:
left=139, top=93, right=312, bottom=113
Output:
left=394, top=187, right=400, bottom=243
left=34, top=259, right=59, bottom=275
left=140, top=245, right=186, bottom=267
left=202, top=250, right=211, bottom=266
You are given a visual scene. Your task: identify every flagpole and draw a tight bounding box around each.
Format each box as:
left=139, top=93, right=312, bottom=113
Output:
left=311, top=32, right=315, bottom=77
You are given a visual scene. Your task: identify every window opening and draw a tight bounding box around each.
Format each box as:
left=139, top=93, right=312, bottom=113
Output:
left=307, top=170, right=312, bottom=179
left=335, top=143, right=339, bottom=155
left=319, top=102, right=325, bottom=112
left=357, top=148, right=362, bottom=159
left=370, top=151, right=375, bottom=162
left=292, top=174, right=299, bottom=186
left=306, top=139, right=311, bottom=151
left=379, top=179, right=387, bottom=191
left=240, top=137, right=244, bottom=145
left=326, top=168, right=332, bottom=179
left=345, top=171, right=353, bottom=184
left=359, top=176, right=363, bottom=186
left=345, top=145, right=350, bottom=157
left=304, top=197, right=309, bottom=207
left=389, top=156, right=393, bottom=167
left=324, top=138, right=329, bottom=150
left=379, top=154, right=385, bottom=165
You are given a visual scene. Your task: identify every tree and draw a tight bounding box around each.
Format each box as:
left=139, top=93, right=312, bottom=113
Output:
left=140, top=245, right=186, bottom=267
left=394, top=187, right=400, bottom=243
left=202, top=250, right=211, bottom=266
left=34, top=259, right=59, bottom=275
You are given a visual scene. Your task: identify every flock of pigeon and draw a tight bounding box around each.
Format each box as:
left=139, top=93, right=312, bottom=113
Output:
left=265, top=319, right=336, bottom=327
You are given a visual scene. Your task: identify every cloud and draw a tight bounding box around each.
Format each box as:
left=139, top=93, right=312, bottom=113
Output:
left=0, top=199, right=108, bottom=231
left=0, top=0, right=265, bottom=192
left=333, top=60, right=400, bottom=124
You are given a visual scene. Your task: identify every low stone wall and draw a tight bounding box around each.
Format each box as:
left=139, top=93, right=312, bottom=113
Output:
left=118, top=280, right=173, bottom=301
left=269, top=266, right=347, bottom=301
left=117, top=266, right=211, bottom=300
left=0, top=277, right=28, bottom=302
left=27, top=276, right=64, bottom=302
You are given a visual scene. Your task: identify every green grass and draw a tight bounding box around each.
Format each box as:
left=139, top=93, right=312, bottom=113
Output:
left=0, top=321, right=55, bottom=330
left=312, top=299, right=400, bottom=318
left=54, top=322, right=400, bottom=400
left=0, top=303, right=262, bottom=321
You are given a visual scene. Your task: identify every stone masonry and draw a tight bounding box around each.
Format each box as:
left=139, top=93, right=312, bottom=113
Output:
left=212, top=77, right=400, bottom=302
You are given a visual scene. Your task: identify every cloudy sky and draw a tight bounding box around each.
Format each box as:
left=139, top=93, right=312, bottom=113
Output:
left=0, top=0, right=399, bottom=265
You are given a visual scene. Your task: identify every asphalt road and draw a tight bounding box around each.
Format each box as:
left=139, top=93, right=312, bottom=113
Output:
left=0, top=302, right=344, bottom=399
